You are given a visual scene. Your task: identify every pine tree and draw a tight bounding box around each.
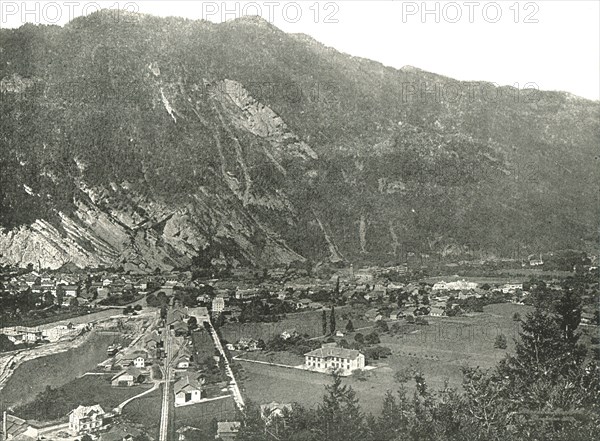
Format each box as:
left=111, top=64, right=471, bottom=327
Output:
left=322, top=310, right=328, bottom=335
left=346, top=319, right=354, bottom=332
left=330, top=306, right=336, bottom=334
left=494, top=333, right=507, bottom=349
left=554, top=289, right=582, bottom=343
left=317, top=374, right=367, bottom=441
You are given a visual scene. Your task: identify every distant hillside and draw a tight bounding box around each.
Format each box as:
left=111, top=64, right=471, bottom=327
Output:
left=0, top=12, right=598, bottom=270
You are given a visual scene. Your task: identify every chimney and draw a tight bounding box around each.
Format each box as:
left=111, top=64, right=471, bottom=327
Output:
left=3, top=411, right=7, bottom=441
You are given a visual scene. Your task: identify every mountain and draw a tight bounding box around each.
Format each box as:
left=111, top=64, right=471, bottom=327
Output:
left=0, top=11, right=598, bottom=270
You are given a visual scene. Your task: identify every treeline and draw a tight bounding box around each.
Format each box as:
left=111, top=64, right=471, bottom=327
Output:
left=235, top=304, right=600, bottom=441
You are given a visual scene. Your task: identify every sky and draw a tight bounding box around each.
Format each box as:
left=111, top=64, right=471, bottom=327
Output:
left=1, top=0, right=598, bottom=100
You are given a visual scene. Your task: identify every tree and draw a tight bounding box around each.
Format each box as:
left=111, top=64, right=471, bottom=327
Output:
left=364, top=332, right=380, bottom=345
left=160, top=305, right=168, bottom=320
left=322, top=310, right=328, bottom=335
left=81, top=435, right=93, bottom=441
left=376, top=320, right=389, bottom=333
left=317, top=373, right=367, bottom=441
left=330, top=306, right=336, bottom=335
left=354, top=333, right=364, bottom=344
left=554, top=289, right=582, bottom=343
left=512, top=312, right=521, bottom=321
left=188, top=316, right=198, bottom=331
left=494, top=333, right=507, bottom=349
left=345, top=319, right=354, bottom=332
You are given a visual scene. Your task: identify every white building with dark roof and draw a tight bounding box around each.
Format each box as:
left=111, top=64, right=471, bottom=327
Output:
left=68, top=405, right=105, bottom=434
left=304, top=344, right=365, bottom=375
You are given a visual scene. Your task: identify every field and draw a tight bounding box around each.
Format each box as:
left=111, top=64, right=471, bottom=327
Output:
left=238, top=303, right=535, bottom=415
left=13, top=375, right=152, bottom=422
left=121, top=385, right=163, bottom=439
left=219, top=307, right=372, bottom=343
left=0, top=331, right=130, bottom=411
left=174, top=396, right=237, bottom=429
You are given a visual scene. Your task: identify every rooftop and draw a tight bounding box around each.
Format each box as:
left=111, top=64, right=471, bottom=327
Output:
left=305, top=345, right=362, bottom=360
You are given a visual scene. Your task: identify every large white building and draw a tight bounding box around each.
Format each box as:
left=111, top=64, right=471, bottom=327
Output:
left=68, top=405, right=105, bottom=434
left=305, top=344, right=365, bottom=376
left=212, top=297, right=225, bottom=313
left=432, top=279, right=478, bottom=291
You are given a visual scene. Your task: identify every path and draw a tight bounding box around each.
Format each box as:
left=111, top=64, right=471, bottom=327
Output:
left=158, top=324, right=173, bottom=441
left=117, top=382, right=160, bottom=411
left=207, top=319, right=245, bottom=411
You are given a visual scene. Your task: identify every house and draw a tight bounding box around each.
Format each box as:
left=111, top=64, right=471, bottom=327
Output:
left=304, top=344, right=365, bottom=375
left=0, top=414, right=39, bottom=440
left=60, top=284, right=80, bottom=298
left=429, top=307, right=445, bottom=317
left=236, top=338, right=260, bottom=351
left=3, top=326, right=44, bottom=344
left=100, top=424, right=143, bottom=441
left=167, top=309, right=188, bottom=328
left=176, top=354, right=191, bottom=369
left=133, top=356, right=145, bottom=368
left=235, top=288, right=259, bottom=300
left=501, top=283, right=523, bottom=294
left=174, top=374, right=204, bottom=407
left=212, top=297, right=225, bottom=313
left=144, top=331, right=163, bottom=350
left=216, top=421, right=240, bottom=441
left=280, top=329, right=298, bottom=340
left=260, top=402, right=293, bottom=424
left=335, top=331, right=344, bottom=337
left=295, top=298, right=311, bottom=309
left=432, top=279, right=478, bottom=291
left=68, top=405, right=105, bottom=434
left=173, top=321, right=189, bottom=337
left=390, top=310, right=404, bottom=320
left=111, top=368, right=144, bottom=387
left=176, top=426, right=203, bottom=441
left=354, top=270, right=374, bottom=284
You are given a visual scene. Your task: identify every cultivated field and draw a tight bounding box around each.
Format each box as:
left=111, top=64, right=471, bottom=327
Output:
left=238, top=303, right=535, bottom=415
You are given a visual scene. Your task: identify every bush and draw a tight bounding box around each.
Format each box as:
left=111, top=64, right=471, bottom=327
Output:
left=364, top=332, right=380, bottom=345
left=494, top=334, right=507, bottom=349
left=353, top=368, right=368, bottom=381
left=376, top=320, right=389, bottom=333
left=354, top=333, right=364, bottom=344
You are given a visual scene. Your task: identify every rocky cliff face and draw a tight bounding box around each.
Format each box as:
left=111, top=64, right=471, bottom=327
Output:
left=0, top=12, right=598, bottom=270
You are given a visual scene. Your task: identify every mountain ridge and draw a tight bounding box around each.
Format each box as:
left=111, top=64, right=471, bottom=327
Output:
left=0, top=12, right=598, bottom=270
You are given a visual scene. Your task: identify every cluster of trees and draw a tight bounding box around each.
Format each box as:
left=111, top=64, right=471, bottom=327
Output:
left=146, top=291, right=169, bottom=307
left=235, top=303, right=600, bottom=441
left=123, top=304, right=142, bottom=315
left=238, top=299, right=296, bottom=323
left=265, top=334, right=320, bottom=357
left=0, top=334, right=17, bottom=353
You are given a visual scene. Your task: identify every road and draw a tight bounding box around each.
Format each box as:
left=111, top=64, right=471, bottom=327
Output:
left=159, top=322, right=173, bottom=441
left=207, top=319, right=245, bottom=411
